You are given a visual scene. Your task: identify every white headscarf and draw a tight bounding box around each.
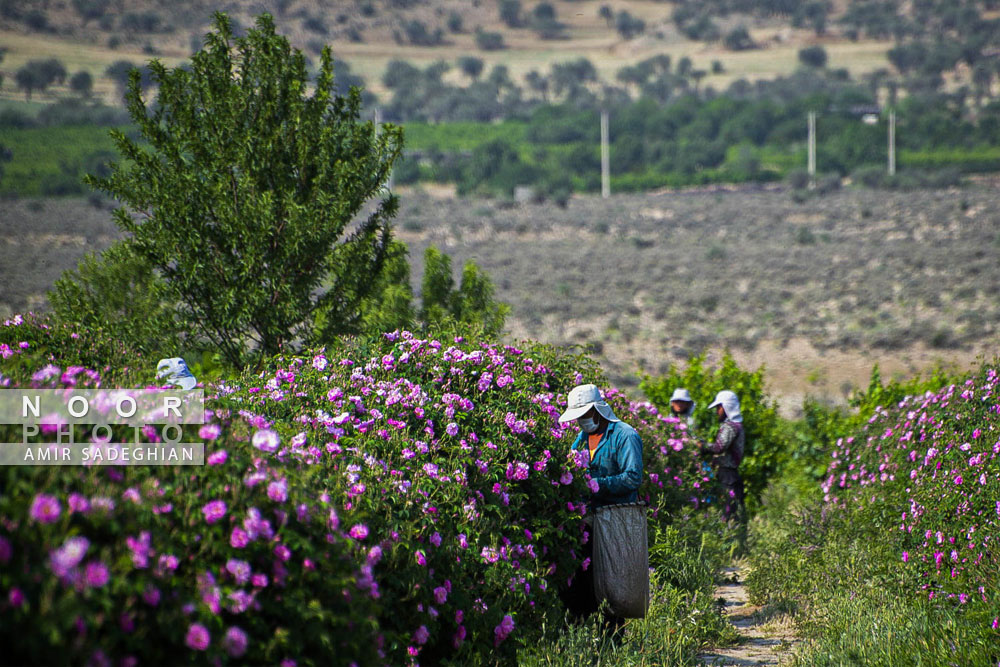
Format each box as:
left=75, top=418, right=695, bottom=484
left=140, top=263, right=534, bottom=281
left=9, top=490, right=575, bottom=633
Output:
left=157, top=357, right=198, bottom=391
left=708, top=390, right=742, bottom=423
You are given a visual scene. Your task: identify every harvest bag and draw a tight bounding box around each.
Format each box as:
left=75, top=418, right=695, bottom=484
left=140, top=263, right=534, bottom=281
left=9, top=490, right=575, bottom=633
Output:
left=592, top=501, right=649, bottom=618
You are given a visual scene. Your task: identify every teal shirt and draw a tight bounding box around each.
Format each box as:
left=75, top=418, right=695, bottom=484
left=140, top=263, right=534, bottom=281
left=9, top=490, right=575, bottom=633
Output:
left=570, top=420, right=644, bottom=507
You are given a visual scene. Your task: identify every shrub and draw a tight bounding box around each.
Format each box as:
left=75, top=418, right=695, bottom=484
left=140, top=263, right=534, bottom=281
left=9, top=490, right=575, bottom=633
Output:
left=48, top=240, right=185, bottom=360
left=785, top=169, right=810, bottom=190
left=24, top=8, right=50, bottom=31
left=794, top=226, right=817, bottom=245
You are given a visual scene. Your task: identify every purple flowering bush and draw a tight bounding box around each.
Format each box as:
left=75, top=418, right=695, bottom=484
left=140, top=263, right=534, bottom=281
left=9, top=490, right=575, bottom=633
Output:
left=820, top=364, right=1000, bottom=614
left=0, top=320, right=722, bottom=665
left=747, top=360, right=1000, bottom=664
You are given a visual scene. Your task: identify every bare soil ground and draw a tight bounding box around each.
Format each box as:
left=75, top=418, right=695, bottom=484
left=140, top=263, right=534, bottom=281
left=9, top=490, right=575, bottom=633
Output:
left=699, top=564, right=799, bottom=666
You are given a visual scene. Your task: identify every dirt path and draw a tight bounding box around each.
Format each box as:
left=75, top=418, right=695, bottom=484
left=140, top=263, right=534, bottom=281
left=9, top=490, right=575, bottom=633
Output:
left=698, top=564, right=799, bottom=667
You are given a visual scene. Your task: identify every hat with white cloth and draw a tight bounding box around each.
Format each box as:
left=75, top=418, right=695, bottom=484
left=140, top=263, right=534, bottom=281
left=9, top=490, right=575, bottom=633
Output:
left=707, top=390, right=742, bottom=423
left=156, top=357, right=198, bottom=391
left=558, top=383, right=621, bottom=423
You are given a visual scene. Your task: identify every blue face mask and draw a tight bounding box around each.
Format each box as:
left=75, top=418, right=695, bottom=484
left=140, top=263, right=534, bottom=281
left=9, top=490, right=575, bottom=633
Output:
left=578, top=416, right=599, bottom=433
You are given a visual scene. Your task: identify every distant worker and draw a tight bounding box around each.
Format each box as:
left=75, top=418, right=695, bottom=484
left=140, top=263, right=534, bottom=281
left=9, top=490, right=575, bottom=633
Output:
left=701, top=390, right=746, bottom=529
left=668, top=388, right=697, bottom=429
left=156, top=357, right=198, bottom=390
left=557, top=383, right=644, bottom=618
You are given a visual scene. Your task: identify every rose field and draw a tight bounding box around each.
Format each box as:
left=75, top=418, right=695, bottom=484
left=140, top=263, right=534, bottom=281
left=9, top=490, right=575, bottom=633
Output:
left=0, top=314, right=740, bottom=666
left=747, top=358, right=1000, bottom=664
left=2, top=311, right=999, bottom=665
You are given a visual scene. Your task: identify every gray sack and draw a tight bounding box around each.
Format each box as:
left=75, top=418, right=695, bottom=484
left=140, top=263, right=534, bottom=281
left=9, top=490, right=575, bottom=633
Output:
left=592, top=501, right=649, bottom=618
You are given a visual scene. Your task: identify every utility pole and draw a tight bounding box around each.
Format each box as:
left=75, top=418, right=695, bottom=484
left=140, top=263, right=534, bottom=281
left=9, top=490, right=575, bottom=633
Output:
left=807, top=111, right=816, bottom=189
left=601, top=109, right=610, bottom=199
left=888, top=110, right=896, bottom=176
left=375, top=108, right=394, bottom=190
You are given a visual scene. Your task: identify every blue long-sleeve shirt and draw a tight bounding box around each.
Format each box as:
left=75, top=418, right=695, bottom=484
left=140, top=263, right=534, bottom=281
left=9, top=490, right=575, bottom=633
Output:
left=570, top=420, right=644, bottom=507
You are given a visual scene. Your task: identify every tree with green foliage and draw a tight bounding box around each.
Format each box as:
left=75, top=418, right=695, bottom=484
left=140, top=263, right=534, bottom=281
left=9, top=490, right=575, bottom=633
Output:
left=598, top=5, right=613, bottom=27
left=420, top=246, right=455, bottom=325
left=104, top=60, right=155, bottom=101
left=531, top=2, right=565, bottom=39
left=358, top=240, right=415, bottom=334
left=454, top=260, right=509, bottom=335
left=82, top=12, right=402, bottom=368
left=419, top=246, right=507, bottom=336
left=475, top=28, right=505, bottom=51
left=615, top=10, right=645, bottom=40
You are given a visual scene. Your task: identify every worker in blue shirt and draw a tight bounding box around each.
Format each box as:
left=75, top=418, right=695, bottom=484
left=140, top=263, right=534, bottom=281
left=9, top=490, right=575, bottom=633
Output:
left=557, top=383, right=644, bottom=618
left=561, top=384, right=644, bottom=508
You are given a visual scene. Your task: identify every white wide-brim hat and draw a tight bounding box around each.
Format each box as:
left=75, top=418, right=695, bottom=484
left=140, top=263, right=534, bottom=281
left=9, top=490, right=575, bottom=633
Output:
left=708, top=390, right=742, bottom=422
left=558, top=383, right=621, bottom=423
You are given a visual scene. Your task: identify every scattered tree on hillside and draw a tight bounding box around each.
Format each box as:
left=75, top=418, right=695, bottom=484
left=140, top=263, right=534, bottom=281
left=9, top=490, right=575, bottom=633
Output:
left=458, top=56, right=484, bottom=80
left=398, top=19, right=445, bottom=46
left=499, top=0, right=523, bottom=28
left=72, top=0, right=110, bottom=25
left=799, top=45, right=828, bottom=68
left=723, top=25, right=755, bottom=51
left=615, top=10, right=646, bottom=40
left=14, top=59, right=66, bottom=100
left=105, top=59, right=154, bottom=102
left=599, top=5, right=613, bottom=27
left=531, top=2, right=566, bottom=39
left=475, top=28, right=505, bottom=51
left=69, top=70, right=94, bottom=97
left=525, top=69, right=549, bottom=101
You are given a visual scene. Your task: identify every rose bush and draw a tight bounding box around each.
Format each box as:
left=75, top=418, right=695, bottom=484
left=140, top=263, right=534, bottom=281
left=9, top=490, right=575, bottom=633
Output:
left=821, top=364, right=1000, bottom=617
left=0, top=317, right=724, bottom=665
left=747, top=359, right=1000, bottom=665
